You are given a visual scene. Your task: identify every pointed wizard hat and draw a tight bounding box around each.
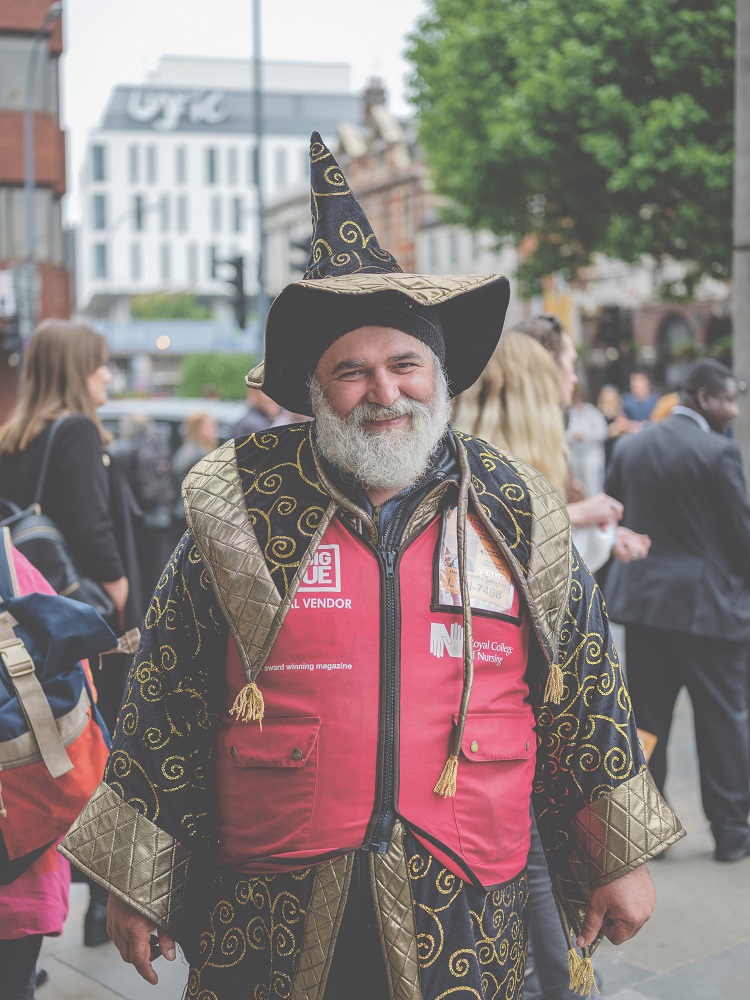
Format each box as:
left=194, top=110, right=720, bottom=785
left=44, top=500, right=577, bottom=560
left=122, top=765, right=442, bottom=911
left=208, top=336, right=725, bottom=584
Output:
left=246, top=132, right=511, bottom=415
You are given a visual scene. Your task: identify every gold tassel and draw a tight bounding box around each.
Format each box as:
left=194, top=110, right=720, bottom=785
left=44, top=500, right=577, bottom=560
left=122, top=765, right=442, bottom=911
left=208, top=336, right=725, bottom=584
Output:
left=0, top=778, right=6, bottom=819
left=544, top=662, right=564, bottom=703
left=568, top=948, right=582, bottom=991
left=433, top=754, right=459, bottom=797
left=571, top=956, right=599, bottom=997
left=229, top=682, right=264, bottom=729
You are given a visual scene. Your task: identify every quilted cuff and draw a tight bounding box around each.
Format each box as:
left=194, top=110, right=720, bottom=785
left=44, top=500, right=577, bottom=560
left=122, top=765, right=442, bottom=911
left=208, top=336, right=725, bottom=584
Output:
left=59, top=782, right=191, bottom=938
left=574, top=769, right=685, bottom=887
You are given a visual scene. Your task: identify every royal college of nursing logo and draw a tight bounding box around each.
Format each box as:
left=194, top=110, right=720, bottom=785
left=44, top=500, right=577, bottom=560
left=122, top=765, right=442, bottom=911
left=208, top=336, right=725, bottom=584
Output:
left=298, top=545, right=341, bottom=593
left=430, top=622, right=464, bottom=658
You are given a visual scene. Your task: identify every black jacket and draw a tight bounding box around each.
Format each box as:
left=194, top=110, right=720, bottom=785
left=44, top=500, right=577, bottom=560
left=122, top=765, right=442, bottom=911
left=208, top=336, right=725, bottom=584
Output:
left=0, top=414, right=124, bottom=583
left=605, top=412, right=750, bottom=639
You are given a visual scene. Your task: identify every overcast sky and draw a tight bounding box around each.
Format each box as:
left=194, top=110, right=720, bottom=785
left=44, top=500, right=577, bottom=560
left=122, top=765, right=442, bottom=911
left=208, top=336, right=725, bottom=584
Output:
left=60, top=0, right=430, bottom=222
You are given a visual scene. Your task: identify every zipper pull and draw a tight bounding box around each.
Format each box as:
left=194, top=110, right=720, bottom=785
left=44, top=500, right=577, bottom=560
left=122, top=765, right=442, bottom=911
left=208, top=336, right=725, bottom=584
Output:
left=384, top=548, right=397, bottom=578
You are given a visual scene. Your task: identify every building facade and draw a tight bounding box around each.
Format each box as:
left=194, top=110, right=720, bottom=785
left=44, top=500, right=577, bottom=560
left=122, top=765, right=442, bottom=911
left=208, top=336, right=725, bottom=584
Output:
left=77, top=56, right=360, bottom=323
left=0, top=0, right=70, bottom=415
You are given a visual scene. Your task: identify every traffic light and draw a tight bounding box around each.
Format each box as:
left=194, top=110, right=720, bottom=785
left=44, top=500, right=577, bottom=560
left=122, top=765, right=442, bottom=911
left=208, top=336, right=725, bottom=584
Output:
left=0, top=318, right=21, bottom=356
left=225, top=256, right=246, bottom=329
left=289, top=235, right=311, bottom=273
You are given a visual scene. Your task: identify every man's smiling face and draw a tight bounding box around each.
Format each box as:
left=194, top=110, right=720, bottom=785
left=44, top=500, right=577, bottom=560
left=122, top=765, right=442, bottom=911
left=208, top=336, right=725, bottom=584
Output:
left=313, top=325, right=437, bottom=427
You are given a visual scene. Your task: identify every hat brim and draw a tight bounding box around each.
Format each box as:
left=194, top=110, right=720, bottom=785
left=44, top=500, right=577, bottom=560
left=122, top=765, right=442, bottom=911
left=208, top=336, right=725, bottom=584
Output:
left=248, top=272, right=511, bottom=417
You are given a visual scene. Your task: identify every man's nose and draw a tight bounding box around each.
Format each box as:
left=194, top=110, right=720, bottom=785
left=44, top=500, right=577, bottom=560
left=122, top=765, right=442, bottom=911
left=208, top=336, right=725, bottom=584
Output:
left=367, top=372, right=400, bottom=407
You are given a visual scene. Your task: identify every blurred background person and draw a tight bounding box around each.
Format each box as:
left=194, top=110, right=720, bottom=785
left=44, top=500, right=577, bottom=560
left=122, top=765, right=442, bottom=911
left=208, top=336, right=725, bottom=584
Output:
left=510, top=315, right=651, bottom=568
left=566, top=389, right=608, bottom=497
left=622, top=368, right=659, bottom=428
left=0, top=319, right=143, bottom=948
left=605, top=358, right=750, bottom=863
left=650, top=390, right=680, bottom=422
left=171, top=411, right=220, bottom=540
left=231, top=386, right=285, bottom=438
left=597, top=383, right=631, bottom=471
left=109, top=412, right=177, bottom=600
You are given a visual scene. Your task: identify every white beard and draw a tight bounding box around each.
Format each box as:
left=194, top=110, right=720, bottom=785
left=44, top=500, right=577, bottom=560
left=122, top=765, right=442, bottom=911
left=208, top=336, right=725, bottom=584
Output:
left=309, top=364, right=452, bottom=492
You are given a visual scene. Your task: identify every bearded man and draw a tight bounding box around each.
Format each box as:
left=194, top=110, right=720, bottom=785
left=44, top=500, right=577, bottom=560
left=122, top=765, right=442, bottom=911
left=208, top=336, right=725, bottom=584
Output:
left=61, top=135, right=683, bottom=1000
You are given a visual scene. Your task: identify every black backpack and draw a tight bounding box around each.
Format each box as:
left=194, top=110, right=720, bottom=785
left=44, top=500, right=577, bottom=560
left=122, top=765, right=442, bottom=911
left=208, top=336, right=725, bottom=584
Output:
left=0, top=419, right=115, bottom=622
left=129, top=433, right=177, bottom=511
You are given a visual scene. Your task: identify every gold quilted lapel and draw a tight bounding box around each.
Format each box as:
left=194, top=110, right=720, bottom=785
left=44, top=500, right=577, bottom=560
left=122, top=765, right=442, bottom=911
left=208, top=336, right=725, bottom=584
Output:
left=502, top=452, right=572, bottom=652
left=369, top=821, right=423, bottom=1000
left=293, top=853, right=355, bottom=1000
left=183, top=438, right=339, bottom=684
left=458, top=435, right=571, bottom=667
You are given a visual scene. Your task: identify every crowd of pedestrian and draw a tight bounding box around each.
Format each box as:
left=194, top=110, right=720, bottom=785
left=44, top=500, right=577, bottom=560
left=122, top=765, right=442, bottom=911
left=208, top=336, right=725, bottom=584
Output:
left=0, top=130, right=746, bottom=1000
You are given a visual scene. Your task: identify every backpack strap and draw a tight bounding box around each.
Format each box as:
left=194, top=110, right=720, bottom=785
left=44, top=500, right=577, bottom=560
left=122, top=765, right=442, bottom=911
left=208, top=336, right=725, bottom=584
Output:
left=32, top=417, right=67, bottom=506
left=0, top=525, right=17, bottom=601
left=0, top=545, right=75, bottom=782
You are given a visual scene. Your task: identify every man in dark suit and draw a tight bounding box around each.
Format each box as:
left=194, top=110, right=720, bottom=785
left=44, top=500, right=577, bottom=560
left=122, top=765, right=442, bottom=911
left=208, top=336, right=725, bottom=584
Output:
left=606, top=358, right=750, bottom=862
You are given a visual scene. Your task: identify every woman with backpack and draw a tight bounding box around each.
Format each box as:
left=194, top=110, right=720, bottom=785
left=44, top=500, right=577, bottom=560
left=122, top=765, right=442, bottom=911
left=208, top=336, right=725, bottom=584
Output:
left=0, top=318, right=142, bottom=953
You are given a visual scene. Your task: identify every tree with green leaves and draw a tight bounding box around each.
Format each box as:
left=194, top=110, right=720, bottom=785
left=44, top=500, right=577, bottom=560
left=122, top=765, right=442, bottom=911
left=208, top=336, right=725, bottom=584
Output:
left=130, top=292, right=211, bottom=320
left=407, top=0, right=735, bottom=292
left=179, top=355, right=256, bottom=400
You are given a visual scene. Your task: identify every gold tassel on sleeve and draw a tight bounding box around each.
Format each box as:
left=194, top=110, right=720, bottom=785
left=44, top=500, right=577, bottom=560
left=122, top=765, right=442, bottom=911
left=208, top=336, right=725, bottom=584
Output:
left=570, top=953, right=599, bottom=997
left=544, top=662, right=564, bottom=704
left=229, top=682, right=265, bottom=729
left=433, top=753, right=459, bottom=798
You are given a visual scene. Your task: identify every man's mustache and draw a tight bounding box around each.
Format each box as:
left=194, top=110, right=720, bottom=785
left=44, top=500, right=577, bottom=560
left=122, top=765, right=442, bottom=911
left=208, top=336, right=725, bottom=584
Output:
left=349, top=398, right=423, bottom=425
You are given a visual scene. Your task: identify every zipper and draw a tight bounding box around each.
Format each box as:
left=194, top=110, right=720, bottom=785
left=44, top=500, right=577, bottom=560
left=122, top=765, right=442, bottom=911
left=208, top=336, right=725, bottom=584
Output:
left=366, top=545, right=397, bottom=852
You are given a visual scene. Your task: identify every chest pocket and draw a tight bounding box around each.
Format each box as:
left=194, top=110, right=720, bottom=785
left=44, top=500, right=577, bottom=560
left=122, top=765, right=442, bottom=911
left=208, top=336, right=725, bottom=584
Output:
left=216, top=716, right=321, bottom=863
left=452, top=711, right=536, bottom=865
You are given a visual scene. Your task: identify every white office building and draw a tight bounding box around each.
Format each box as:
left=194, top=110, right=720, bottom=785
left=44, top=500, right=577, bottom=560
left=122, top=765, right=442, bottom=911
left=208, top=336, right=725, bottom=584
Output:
left=76, top=56, right=360, bottom=324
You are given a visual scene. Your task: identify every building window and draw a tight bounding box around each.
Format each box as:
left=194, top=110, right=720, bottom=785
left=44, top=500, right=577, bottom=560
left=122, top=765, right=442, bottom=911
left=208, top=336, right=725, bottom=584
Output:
left=160, top=194, right=170, bottom=233
left=92, top=194, right=107, bottom=231
left=132, top=194, right=146, bottom=232
left=428, top=236, right=439, bottom=271
left=146, top=145, right=158, bottom=184
left=208, top=244, right=219, bottom=279
left=274, top=147, right=287, bottom=189
left=247, top=145, right=261, bottom=186
left=91, top=145, right=106, bottom=182
left=175, top=146, right=187, bottom=184
left=93, top=243, right=107, bottom=278
left=227, top=147, right=239, bottom=186
left=300, top=147, right=309, bottom=179
left=187, top=243, right=198, bottom=284
left=130, top=243, right=141, bottom=281
left=177, top=194, right=188, bottom=233
left=402, top=193, right=413, bottom=236
left=205, top=147, right=219, bottom=185
left=211, top=194, right=222, bottom=234
left=128, top=145, right=139, bottom=184
left=231, top=197, right=244, bottom=233
left=160, top=243, right=171, bottom=282
left=449, top=230, right=460, bottom=269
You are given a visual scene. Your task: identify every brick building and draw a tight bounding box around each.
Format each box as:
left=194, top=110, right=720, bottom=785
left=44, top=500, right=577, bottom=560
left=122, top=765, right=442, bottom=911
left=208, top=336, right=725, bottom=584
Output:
left=0, top=0, right=70, bottom=415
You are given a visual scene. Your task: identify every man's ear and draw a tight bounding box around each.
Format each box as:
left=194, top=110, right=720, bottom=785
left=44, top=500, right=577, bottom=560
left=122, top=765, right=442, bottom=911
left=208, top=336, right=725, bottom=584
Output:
left=695, top=387, right=710, bottom=412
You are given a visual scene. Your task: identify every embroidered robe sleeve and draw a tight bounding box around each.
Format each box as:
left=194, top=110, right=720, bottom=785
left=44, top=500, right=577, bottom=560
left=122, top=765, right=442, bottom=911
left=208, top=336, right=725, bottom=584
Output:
left=532, top=545, right=684, bottom=945
left=59, top=532, right=228, bottom=937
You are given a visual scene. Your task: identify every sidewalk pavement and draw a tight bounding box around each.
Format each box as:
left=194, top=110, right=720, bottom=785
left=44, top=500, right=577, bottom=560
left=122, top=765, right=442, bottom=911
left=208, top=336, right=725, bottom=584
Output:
left=37, top=688, right=750, bottom=999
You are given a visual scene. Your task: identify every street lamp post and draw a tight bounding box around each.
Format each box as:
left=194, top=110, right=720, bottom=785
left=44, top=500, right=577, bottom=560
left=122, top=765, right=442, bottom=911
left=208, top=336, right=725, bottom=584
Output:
left=21, top=1, right=62, bottom=339
left=251, top=0, right=269, bottom=333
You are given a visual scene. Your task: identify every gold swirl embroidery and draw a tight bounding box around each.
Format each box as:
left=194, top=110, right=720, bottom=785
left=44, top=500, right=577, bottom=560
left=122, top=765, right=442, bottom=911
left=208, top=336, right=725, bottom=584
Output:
left=323, top=164, right=346, bottom=187
left=339, top=220, right=373, bottom=248
left=106, top=750, right=160, bottom=819
left=311, top=238, right=332, bottom=263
